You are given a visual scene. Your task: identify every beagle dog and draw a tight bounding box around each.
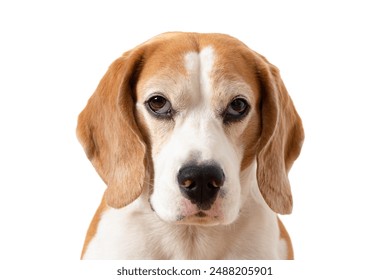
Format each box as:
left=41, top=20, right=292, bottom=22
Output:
left=77, top=32, right=304, bottom=260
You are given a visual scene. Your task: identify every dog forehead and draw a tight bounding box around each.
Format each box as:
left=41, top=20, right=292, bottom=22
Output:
left=136, top=33, right=259, bottom=99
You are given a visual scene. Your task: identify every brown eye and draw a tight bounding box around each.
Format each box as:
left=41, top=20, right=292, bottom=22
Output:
left=224, top=98, right=249, bottom=123
left=146, top=95, right=173, bottom=118
left=228, top=99, right=248, bottom=114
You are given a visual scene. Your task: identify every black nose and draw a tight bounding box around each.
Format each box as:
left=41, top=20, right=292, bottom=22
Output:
left=177, top=163, right=225, bottom=210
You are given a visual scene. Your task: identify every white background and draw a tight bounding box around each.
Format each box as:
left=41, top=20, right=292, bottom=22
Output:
left=1, top=0, right=389, bottom=278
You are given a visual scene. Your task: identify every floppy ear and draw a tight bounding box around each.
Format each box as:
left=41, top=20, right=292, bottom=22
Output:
left=76, top=49, right=147, bottom=208
left=255, top=55, right=304, bottom=214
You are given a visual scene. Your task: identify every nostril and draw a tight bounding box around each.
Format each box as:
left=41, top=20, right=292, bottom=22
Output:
left=180, top=178, right=222, bottom=190
left=177, top=163, right=225, bottom=189
left=208, top=180, right=220, bottom=188
left=180, top=179, right=194, bottom=189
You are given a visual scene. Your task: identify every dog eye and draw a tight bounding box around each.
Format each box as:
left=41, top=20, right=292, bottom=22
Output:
left=146, top=95, right=173, bottom=117
left=224, top=98, right=249, bottom=123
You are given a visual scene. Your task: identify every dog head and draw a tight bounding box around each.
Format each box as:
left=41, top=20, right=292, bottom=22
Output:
left=77, top=32, right=304, bottom=226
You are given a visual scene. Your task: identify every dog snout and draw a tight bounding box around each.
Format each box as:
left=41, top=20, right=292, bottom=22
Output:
left=177, top=163, right=225, bottom=210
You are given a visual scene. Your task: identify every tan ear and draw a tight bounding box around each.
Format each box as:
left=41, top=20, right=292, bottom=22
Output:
left=255, top=55, right=304, bottom=214
left=76, top=49, right=147, bottom=208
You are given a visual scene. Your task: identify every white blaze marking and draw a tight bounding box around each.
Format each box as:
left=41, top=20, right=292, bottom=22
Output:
left=184, top=46, right=215, bottom=103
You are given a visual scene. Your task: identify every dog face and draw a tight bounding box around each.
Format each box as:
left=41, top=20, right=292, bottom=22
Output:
left=136, top=45, right=260, bottom=225
left=77, top=32, right=304, bottom=226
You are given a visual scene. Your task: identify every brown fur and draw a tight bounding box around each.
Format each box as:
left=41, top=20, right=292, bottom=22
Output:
left=278, top=217, right=294, bottom=259
left=255, top=57, right=304, bottom=214
left=77, top=49, right=149, bottom=208
left=81, top=198, right=107, bottom=258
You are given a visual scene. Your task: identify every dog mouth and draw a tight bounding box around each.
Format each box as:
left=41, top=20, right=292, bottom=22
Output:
left=194, top=211, right=207, bottom=218
left=149, top=199, right=219, bottom=223
left=175, top=209, right=223, bottom=226
left=172, top=196, right=224, bottom=225
left=149, top=196, right=225, bottom=225
left=177, top=211, right=213, bottom=220
left=184, top=211, right=214, bottom=219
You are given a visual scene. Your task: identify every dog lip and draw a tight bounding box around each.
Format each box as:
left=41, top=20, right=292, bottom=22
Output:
left=180, top=197, right=223, bottom=219
left=148, top=199, right=155, bottom=212
left=186, top=210, right=220, bottom=220
left=175, top=211, right=221, bottom=226
left=195, top=211, right=207, bottom=218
